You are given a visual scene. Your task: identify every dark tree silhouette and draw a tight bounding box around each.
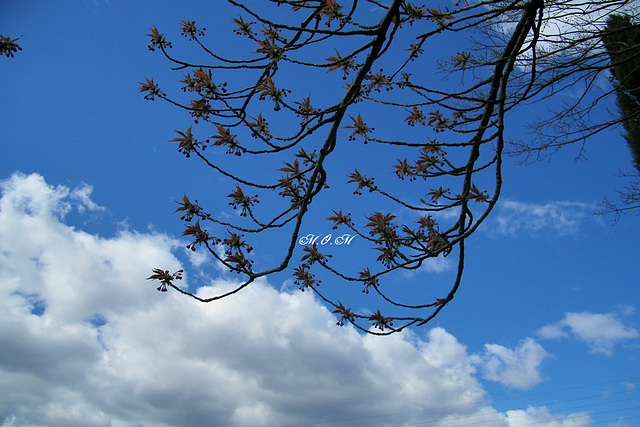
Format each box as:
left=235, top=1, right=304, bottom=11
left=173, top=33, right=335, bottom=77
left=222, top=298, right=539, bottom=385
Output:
left=597, top=14, right=640, bottom=218
left=602, top=14, right=640, bottom=171
left=143, top=0, right=635, bottom=334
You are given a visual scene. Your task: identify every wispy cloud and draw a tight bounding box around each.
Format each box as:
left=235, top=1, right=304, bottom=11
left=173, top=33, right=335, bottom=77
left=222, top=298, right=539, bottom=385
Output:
left=401, top=255, right=454, bottom=277
left=422, top=253, right=454, bottom=272
left=537, top=311, right=639, bottom=355
left=487, top=200, right=593, bottom=237
left=69, top=182, right=106, bottom=213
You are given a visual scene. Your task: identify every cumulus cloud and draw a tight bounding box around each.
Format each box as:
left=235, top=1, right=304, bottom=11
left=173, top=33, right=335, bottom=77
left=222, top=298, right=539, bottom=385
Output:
left=474, top=338, right=549, bottom=390
left=487, top=200, right=593, bottom=237
left=0, top=173, right=592, bottom=426
left=537, top=312, right=639, bottom=355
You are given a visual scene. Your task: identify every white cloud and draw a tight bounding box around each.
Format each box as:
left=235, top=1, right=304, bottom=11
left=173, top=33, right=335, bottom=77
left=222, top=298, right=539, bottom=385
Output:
left=495, top=0, right=637, bottom=64
left=504, top=406, right=592, bottom=427
left=530, top=0, right=636, bottom=53
left=537, top=312, right=639, bottom=355
left=488, top=200, right=593, bottom=236
left=0, top=173, right=594, bottom=426
left=420, top=255, right=454, bottom=273
left=537, top=323, right=569, bottom=339
left=69, top=182, right=106, bottom=213
left=183, top=245, right=210, bottom=268
left=402, top=255, right=454, bottom=278
left=437, top=405, right=593, bottom=427
left=474, top=338, right=549, bottom=390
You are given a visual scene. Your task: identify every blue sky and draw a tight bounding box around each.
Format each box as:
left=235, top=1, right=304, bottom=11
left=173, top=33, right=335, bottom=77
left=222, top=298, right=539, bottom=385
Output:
left=1, top=1, right=639, bottom=426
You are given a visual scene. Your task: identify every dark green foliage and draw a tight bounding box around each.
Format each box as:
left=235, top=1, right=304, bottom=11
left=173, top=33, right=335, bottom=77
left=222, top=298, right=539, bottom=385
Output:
left=602, top=14, right=640, bottom=172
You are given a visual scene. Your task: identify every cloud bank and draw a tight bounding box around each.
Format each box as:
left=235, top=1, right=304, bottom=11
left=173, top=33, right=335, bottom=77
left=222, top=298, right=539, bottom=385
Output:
left=0, top=173, right=599, bottom=426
